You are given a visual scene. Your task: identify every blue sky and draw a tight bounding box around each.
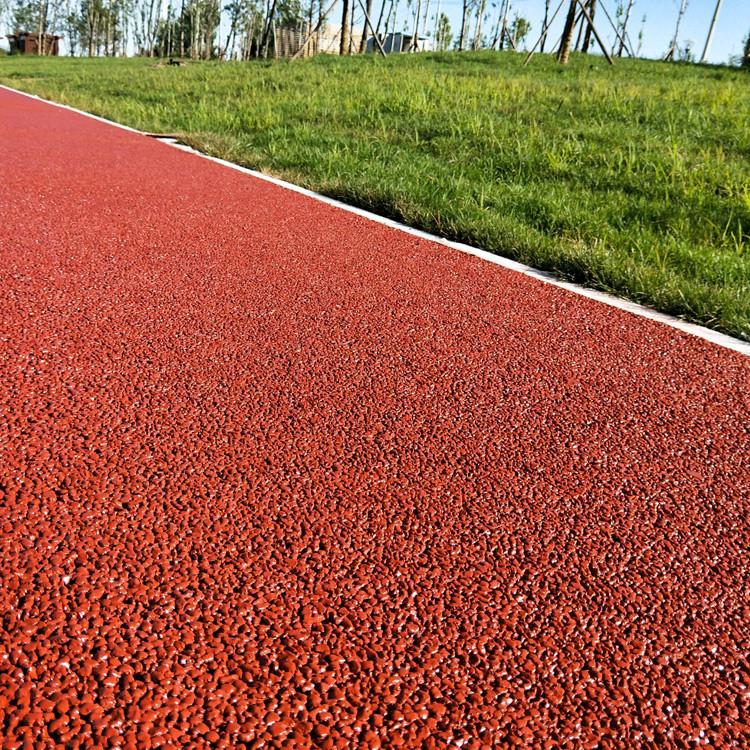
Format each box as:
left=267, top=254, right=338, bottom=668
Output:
left=388, top=0, right=749, bottom=64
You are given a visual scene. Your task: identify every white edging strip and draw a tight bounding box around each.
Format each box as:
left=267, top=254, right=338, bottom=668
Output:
left=2, top=83, right=748, bottom=356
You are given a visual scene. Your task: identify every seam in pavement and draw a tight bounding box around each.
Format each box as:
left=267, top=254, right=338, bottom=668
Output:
left=2, top=83, right=747, bottom=357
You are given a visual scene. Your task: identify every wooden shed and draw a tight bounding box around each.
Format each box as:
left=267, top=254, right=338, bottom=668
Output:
left=7, top=33, right=61, bottom=56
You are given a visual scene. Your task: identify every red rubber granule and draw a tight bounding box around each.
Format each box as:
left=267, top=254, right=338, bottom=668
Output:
left=1, top=87, right=749, bottom=748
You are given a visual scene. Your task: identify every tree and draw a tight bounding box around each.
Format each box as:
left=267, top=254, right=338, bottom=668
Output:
left=678, top=39, right=694, bottom=62
left=276, top=0, right=303, bottom=26
left=540, top=0, right=550, bottom=53
left=11, top=0, right=40, bottom=31
left=636, top=13, right=646, bottom=56
left=470, top=0, right=484, bottom=50
left=358, top=0, right=372, bottom=52
left=132, top=0, right=162, bottom=55
left=581, top=0, right=595, bottom=54
left=557, top=0, right=577, bottom=64
left=62, top=0, right=86, bottom=54
left=496, top=0, right=510, bottom=51
left=11, top=0, right=67, bottom=53
left=613, top=0, right=635, bottom=58
left=665, top=0, right=688, bottom=62
left=458, top=0, right=469, bottom=50
left=700, top=0, right=723, bottom=64
left=510, top=13, right=529, bottom=49
left=339, top=0, right=348, bottom=54
left=410, top=0, right=423, bottom=50
left=435, top=11, right=450, bottom=51
left=742, top=31, right=750, bottom=68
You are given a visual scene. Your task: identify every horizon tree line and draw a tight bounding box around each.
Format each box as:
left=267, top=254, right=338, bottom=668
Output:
left=0, top=0, right=747, bottom=64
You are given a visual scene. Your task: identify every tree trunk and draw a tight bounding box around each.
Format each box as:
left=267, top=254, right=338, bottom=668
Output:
left=665, top=0, right=688, bottom=61
left=37, top=0, right=45, bottom=55
left=359, top=0, right=373, bottom=52
left=459, top=0, right=468, bottom=50
left=700, top=0, right=723, bottom=63
left=616, top=0, right=635, bottom=57
left=540, top=0, right=550, bottom=53
left=261, top=0, right=278, bottom=57
left=391, top=0, right=400, bottom=50
left=557, top=0, right=578, bottom=64
left=178, top=0, right=185, bottom=56
left=581, top=0, right=596, bottom=54
left=421, top=0, right=431, bottom=38
left=472, top=0, right=485, bottom=50
left=574, top=10, right=585, bottom=51
left=340, top=0, right=350, bottom=54
left=498, top=0, right=510, bottom=51
left=106, top=0, right=112, bottom=56
left=410, top=0, right=422, bottom=50
left=167, top=3, right=173, bottom=56
left=375, top=0, right=389, bottom=37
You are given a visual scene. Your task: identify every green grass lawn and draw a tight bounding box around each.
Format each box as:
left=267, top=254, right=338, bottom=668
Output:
left=2, top=52, right=749, bottom=340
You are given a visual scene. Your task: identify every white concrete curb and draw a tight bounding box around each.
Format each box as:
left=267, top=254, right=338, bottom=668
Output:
left=2, top=83, right=748, bottom=356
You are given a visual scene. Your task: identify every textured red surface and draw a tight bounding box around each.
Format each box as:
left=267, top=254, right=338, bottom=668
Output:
left=1, top=87, right=749, bottom=749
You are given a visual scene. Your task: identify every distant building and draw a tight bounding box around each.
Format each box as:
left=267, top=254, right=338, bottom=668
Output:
left=366, top=33, right=434, bottom=54
left=7, top=32, right=62, bottom=56
left=263, top=25, right=363, bottom=59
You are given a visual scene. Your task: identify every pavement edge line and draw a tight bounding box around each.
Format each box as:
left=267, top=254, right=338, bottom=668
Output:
left=2, top=83, right=748, bottom=357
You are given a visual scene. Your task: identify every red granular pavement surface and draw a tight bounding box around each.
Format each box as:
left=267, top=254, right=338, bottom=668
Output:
left=1, top=87, right=749, bottom=750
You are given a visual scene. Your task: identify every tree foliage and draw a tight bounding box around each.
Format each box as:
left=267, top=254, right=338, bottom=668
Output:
left=435, top=12, right=450, bottom=52
left=510, top=14, right=529, bottom=48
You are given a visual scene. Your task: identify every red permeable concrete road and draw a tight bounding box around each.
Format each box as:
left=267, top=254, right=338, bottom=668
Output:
left=1, top=87, right=749, bottom=750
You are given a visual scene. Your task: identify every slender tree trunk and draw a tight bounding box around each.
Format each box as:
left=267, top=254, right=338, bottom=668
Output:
left=489, top=6, right=501, bottom=48
left=375, top=0, right=389, bottom=37
left=540, top=0, right=550, bottom=53
left=48, top=0, right=61, bottom=55
left=360, top=0, right=373, bottom=51
left=167, top=3, right=173, bottom=56
left=340, top=0, right=350, bottom=54
left=581, top=0, right=596, bottom=54
left=178, top=0, right=185, bottom=56
left=665, top=0, right=688, bottom=61
left=574, top=4, right=586, bottom=51
left=349, top=1, right=355, bottom=53
left=458, top=0, right=468, bottom=50
left=261, top=0, right=278, bottom=57
left=499, top=0, right=510, bottom=51
left=391, top=0, right=400, bottom=50
left=421, top=0, right=430, bottom=38
left=472, top=0, right=485, bottom=50
left=700, top=0, right=723, bottom=63
left=616, top=0, right=635, bottom=57
left=105, top=0, right=112, bottom=56
left=37, top=0, right=45, bottom=55
left=410, top=0, right=422, bottom=50
left=557, top=0, right=578, bottom=63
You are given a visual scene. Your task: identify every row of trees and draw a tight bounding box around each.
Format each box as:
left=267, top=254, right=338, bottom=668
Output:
left=2, top=0, right=747, bottom=64
left=2, top=0, right=533, bottom=58
left=4, top=0, right=308, bottom=57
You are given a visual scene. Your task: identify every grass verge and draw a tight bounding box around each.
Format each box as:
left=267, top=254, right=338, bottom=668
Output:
left=1, top=52, right=749, bottom=340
